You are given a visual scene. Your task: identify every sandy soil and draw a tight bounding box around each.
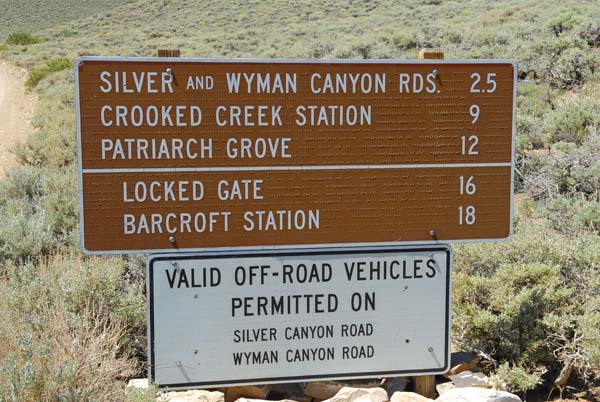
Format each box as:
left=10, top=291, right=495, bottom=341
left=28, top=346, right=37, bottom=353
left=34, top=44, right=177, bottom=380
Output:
left=0, top=61, right=35, bottom=177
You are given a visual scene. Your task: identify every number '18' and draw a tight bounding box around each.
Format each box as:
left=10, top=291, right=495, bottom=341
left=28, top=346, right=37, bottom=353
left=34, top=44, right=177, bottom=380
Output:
left=458, top=206, right=476, bottom=225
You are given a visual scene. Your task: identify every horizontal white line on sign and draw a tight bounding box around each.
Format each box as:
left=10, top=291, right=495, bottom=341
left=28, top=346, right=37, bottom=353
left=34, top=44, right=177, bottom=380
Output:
left=82, top=162, right=512, bottom=174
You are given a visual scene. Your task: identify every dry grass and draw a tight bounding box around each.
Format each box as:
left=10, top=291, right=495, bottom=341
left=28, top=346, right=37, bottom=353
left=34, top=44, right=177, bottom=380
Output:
left=0, top=255, right=137, bottom=402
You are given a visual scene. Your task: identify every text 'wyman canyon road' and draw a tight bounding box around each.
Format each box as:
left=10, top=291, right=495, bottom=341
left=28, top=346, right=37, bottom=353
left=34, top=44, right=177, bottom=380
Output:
left=148, top=249, right=451, bottom=386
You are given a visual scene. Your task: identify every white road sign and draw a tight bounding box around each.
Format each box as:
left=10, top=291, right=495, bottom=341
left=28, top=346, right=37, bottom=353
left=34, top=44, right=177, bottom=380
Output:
left=148, top=246, right=452, bottom=389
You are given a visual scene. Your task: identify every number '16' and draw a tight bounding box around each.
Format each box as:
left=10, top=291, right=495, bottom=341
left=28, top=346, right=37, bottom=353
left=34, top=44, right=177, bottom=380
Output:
left=459, top=176, right=477, bottom=195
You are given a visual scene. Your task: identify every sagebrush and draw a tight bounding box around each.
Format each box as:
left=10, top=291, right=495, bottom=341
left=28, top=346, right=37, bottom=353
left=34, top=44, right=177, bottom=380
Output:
left=0, top=0, right=599, bottom=399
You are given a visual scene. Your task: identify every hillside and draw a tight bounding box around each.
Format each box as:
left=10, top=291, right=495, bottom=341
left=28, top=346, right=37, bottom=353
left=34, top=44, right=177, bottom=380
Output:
left=0, top=0, right=123, bottom=41
left=3, top=0, right=599, bottom=62
left=0, top=0, right=598, bottom=401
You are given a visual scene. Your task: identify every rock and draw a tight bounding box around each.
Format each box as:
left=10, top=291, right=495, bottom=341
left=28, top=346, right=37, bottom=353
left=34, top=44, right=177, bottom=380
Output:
left=435, top=382, right=455, bottom=396
left=390, top=391, right=434, bottom=402
left=444, top=352, right=480, bottom=377
left=448, top=371, right=492, bottom=389
left=235, top=398, right=298, bottom=402
left=127, top=378, right=149, bottom=390
left=160, top=390, right=224, bottom=402
left=220, top=385, right=272, bottom=402
left=323, top=387, right=388, bottom=402
left=303, top=381, right=345, bottom=400
left=303, top=381, right=381, bottom=400
left=435, top=387, right=521, bottom=402
left=268, top=383, right=312, bottom=402
left=382, top=377, right=409, bottom=394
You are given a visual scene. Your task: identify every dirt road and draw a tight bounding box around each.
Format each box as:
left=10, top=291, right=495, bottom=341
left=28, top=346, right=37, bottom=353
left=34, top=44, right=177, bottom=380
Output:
left=0, top=61, right=34, bottom=176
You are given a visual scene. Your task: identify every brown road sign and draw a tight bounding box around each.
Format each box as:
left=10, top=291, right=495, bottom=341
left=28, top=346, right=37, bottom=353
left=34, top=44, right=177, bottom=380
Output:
left=75, top=57, right=516, bottom=254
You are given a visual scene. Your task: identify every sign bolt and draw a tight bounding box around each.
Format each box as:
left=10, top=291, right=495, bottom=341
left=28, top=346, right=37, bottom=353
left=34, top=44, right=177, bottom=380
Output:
left=432, top=69, right=439, bottom=77
left=166, top=67, right=173, bottom=76
left=429, top=229, right=436, bottom=237
left=169, top=236, right=176, bottom=243
left=194, top=294, right=199, bottom=299
left=428, top=347, right=434, bottom=352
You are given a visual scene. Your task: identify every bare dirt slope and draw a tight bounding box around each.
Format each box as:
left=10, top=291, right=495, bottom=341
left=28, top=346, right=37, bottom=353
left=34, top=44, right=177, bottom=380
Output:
left=0, top=61, right=34, bottom=176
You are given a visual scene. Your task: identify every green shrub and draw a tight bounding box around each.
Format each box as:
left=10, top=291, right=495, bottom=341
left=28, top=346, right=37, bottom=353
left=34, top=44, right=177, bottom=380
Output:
left=0, top=255, right=143, bottom=401
left=547, top=13, right=581, bottom=37
left=0, top=204, right=60, bottom=263
left=5, top=32, right=43, bottom=45
left=16, top=70, right=78, bottom=168
left=516, top=133, right=533, bottom=152
left=42, top=168, right=79, bottom=239
left=15, top=126, right=77, bottom=168
left=572, top=200, right=600, bottom=232
left=0, top=167, right=79, bottom=263
left=579, top=19, right=600, bottom=47
left=548, top=47, right=599, bottom=89
left=60, top=28, right=77, bottom=38
left=543, top=99, right=598, bottom=144
left=454, top=262, right=575, bottom=365
left=0, top=167, right=56, bottom=263
left=526, top=35, right=598, bottom=89
left=523, top=133, right=600, bottom=200
left=333, top=46, right=354, bottom=59
left=126, top=385, right=159, bottom=402
left=490, top=363, right=542, bottom=393
left=26, top=58, right=72, bottom=89
left=454, top=221, right=600, bottom=386
left=518, top=83, right=553, bottom=118
left=542, top=196, right=600, bottom=234
left=578, top=296, right=600, bottom=369
left=0, top=165, right=44, bottom=200
left=516, top=114, right=544, bottom=149
left=392, top=32, right=419, bottom=49
left=569, top=133, right=600, bottom=197
left=352, top=43, right=373, bottom=59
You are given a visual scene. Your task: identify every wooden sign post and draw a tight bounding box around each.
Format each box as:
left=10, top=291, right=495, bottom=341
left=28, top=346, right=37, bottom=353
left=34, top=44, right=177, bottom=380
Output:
left=413, top=48, right=444, bottom=399
left=156, top=48, right=181, bottom=57
left=418, top=48, right=444, bottom=60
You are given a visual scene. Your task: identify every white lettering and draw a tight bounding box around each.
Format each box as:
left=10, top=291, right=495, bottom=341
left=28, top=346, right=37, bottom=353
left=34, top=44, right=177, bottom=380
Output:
left=99, top=71, right=112, bottom=93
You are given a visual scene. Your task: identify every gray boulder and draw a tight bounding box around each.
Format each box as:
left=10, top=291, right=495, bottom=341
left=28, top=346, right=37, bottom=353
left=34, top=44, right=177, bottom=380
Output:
left=435, top=387, right=521, bottom=402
